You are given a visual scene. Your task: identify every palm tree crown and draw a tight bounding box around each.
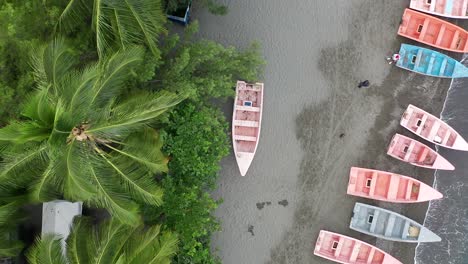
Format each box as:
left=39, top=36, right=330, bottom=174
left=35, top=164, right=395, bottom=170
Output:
left=0, top=39, right=184, bottom=225
left=27, top=217, right=178, bottom=264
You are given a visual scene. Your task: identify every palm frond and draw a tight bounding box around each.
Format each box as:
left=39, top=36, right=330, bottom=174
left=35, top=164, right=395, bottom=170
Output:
left=112, top=0, right=167, bottom=57
left=88, top=91, right=184, bottom=140
left=57, top=0, right=91, bottom=33
left=66, top=217, right=91, bottom=264
left=29, top=162, right=62, bottom=202
left=26, top=234, right=67, bottom=264
left=0, top=228, right=23, bottom=258
left=122, top=225, right=178, bottom=264
left=89, top=46, right=145, bottom=107
left=96, top=151, right=164, bottom=206
left=31, top=38, right=77, bottom=94
left=86, top=165, right=141, bottom=226
left=21, top=88, right=56, bottom=127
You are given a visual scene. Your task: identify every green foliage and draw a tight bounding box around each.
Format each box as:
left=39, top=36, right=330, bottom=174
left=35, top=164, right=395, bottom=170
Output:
left=0, top=40, right=184, bottom=225
left=163, top=103, right=229, bottom=188
left=156, top=21, right=265, bottom=103
left=27, top=217, right=178, bottom=264
left=0, top=194, right=27, bottom=258
left=58, top=0, right=167, bottom=58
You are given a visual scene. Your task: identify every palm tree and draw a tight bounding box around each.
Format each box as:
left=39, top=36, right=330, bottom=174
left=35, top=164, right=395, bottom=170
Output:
left=27, top=217, right=178, bottom=264
left=0, top=39, right=184, bottom=225
left=0, top=200, right=24, bottom=259
left=58, top=0, right=167, bottom=57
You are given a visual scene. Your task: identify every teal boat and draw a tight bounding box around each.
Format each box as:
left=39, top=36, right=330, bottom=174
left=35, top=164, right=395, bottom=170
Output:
left=396, top=44, right=468, bottom=78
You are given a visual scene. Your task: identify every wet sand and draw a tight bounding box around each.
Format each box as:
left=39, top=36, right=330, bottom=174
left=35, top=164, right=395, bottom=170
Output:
left=192, top=1, right=455, bottom=263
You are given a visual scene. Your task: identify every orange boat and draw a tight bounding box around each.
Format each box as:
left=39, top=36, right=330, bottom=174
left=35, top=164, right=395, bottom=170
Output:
left=401, top=104, right=468, bottom=151
left=232, top=81, right=264, bottom=176
left=347, top=167, right=443, bottom=203
left=314, top=230, right=402, bottom=264
left=387, top=133, right=454, bottom=170
left=398, top=8, right=468, bottom=53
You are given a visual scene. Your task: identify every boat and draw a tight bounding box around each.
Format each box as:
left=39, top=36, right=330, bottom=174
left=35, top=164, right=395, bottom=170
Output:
left=387, top=133, right=454, bottom=170
left=347, top=167, right=443, bottom=203
left=232, top=81, right=264, bottom=176
left=350, top=203, right=441, bottom=243
left=409, top=0, right=468, bottom=19
left=401, top=104, right=468, bottom=151
left=396, top=44, right=468, bottom=78
left=398, top=8, right=468, bottom=53
left=314, top=230, right=402, bottom=264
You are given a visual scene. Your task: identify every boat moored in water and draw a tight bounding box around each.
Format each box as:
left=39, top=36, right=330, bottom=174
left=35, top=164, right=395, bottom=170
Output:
left=396, top=44, right=468, bottom=78
left=401, top=104, right=468, bottom=151
left=347, top=167, right=443, bottom=203
left=314, top=230, right=402, bottom=264
left=398, top=8, right=468, bottom=53
left=387, top=133, right=454, bottom=170
left=410, top=0, right=468, bottom=19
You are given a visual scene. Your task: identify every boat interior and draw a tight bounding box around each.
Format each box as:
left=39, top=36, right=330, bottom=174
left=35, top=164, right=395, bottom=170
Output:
left=233, top=83, right=262, bottom=153
left=390, top=136, right=436, bottom=166
left=351, top=170, right=419, bottom=201
left=405, top=111, right=457, bottom=147
left=403, top=47, right=455, bottom=76
left=316, top=232, right=385, bottom=263
left=400, top=10, right=467, bottom=51
left=352, top=205, right=420, bottom=241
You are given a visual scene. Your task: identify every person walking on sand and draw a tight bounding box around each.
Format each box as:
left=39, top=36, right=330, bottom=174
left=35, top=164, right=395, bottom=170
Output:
left=386, top=53, right=400, bottom=65
left=358, top=80, right=370, bottom=88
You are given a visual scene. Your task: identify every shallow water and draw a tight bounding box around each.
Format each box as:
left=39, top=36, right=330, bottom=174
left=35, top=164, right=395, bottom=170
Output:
left=415, top=55, right=468, bottom=264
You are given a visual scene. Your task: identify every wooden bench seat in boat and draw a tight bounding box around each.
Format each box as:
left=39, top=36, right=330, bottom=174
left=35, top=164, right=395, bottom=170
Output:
left=403, top=141, right=416, bottom=161
left=418, top=19, right=430, bottom=41
left=405, top=181, right=414, bottom=200
left=439, top=58, right=448, bottom=76
left=444, top=0, right=454, bottom=15
left=369, top=210, right=380, bottom=234
left=429, top=0, right=436, bottom=12
left=417, top=148, right=429, bottom=163
left=414, top=49, right=423, bottom=68
left=368, top=173, right=378, bottom=197
left=462, top=0, right=468, bottom=16
left=349, top=242, right=361, bottom=262
left=366, top=247, right=376, bottom=264
left=450, top=31, right=461, bottom=50
left=387, top=175, right=400, bottom=200
left=236, top=105, right=260, bottom=112
left=334, top=237, right=345, bottom=257
left=384, top=214, right=396, bottom=237
left=233, top=120, right=259, bottom=127
left=435, top=24, right=446, bottom=46
left=426, top=54, right=436, bottom=74
left=233, top=135, right=256, bottom=142
left=428, top=121, right=441, bottom=140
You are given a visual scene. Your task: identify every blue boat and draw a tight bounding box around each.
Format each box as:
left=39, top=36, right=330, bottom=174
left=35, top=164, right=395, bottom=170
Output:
left=396, top=44, right=468, bottom=78
left=166, top=1, right=191, bottom=26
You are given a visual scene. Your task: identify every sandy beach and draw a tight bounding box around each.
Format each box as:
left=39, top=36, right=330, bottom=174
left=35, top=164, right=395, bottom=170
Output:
left=192, top=1, right=459, bottom=263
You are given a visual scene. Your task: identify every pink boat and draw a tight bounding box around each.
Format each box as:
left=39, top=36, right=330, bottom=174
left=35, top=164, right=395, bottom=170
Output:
left=410, top=0, right=468, bottom=19
left=347, top=167, right=443, bottom=203
left=387, top=133, right=454, bottom=170
left=314, top=230, right=402, bottom=264
left=401, top=104, right=468, bottom=151
left=398, top=8, right=468, bottom=53
left=232, top=81, right=263, bottom=176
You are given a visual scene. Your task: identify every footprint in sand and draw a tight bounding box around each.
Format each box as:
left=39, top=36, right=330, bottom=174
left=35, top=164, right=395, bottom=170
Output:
left=248, top=225, right=254, bottom=236
left=278, top=199, right=289, bottom=207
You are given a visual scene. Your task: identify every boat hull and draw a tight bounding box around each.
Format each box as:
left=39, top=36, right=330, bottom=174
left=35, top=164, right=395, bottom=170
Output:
left=387, top=133, right=455, bottom=170
left=314, top=230, right=402, bottom=264
left=398, top=8, right=468, bottom=53
left=350, top=203, right=441, bottom=243
left=347, top=167, right=443, bottom=203
left=410, top=0, right=468, bottom=19
left=232, top=81, right=264, bottom=176
left=396, top=44, right=468, bottom=78
left=401, top=104, right=468, bottom=151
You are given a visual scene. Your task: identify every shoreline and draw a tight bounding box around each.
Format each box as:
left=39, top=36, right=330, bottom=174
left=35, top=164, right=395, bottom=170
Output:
left=192, top=1, right=461, bottom=263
